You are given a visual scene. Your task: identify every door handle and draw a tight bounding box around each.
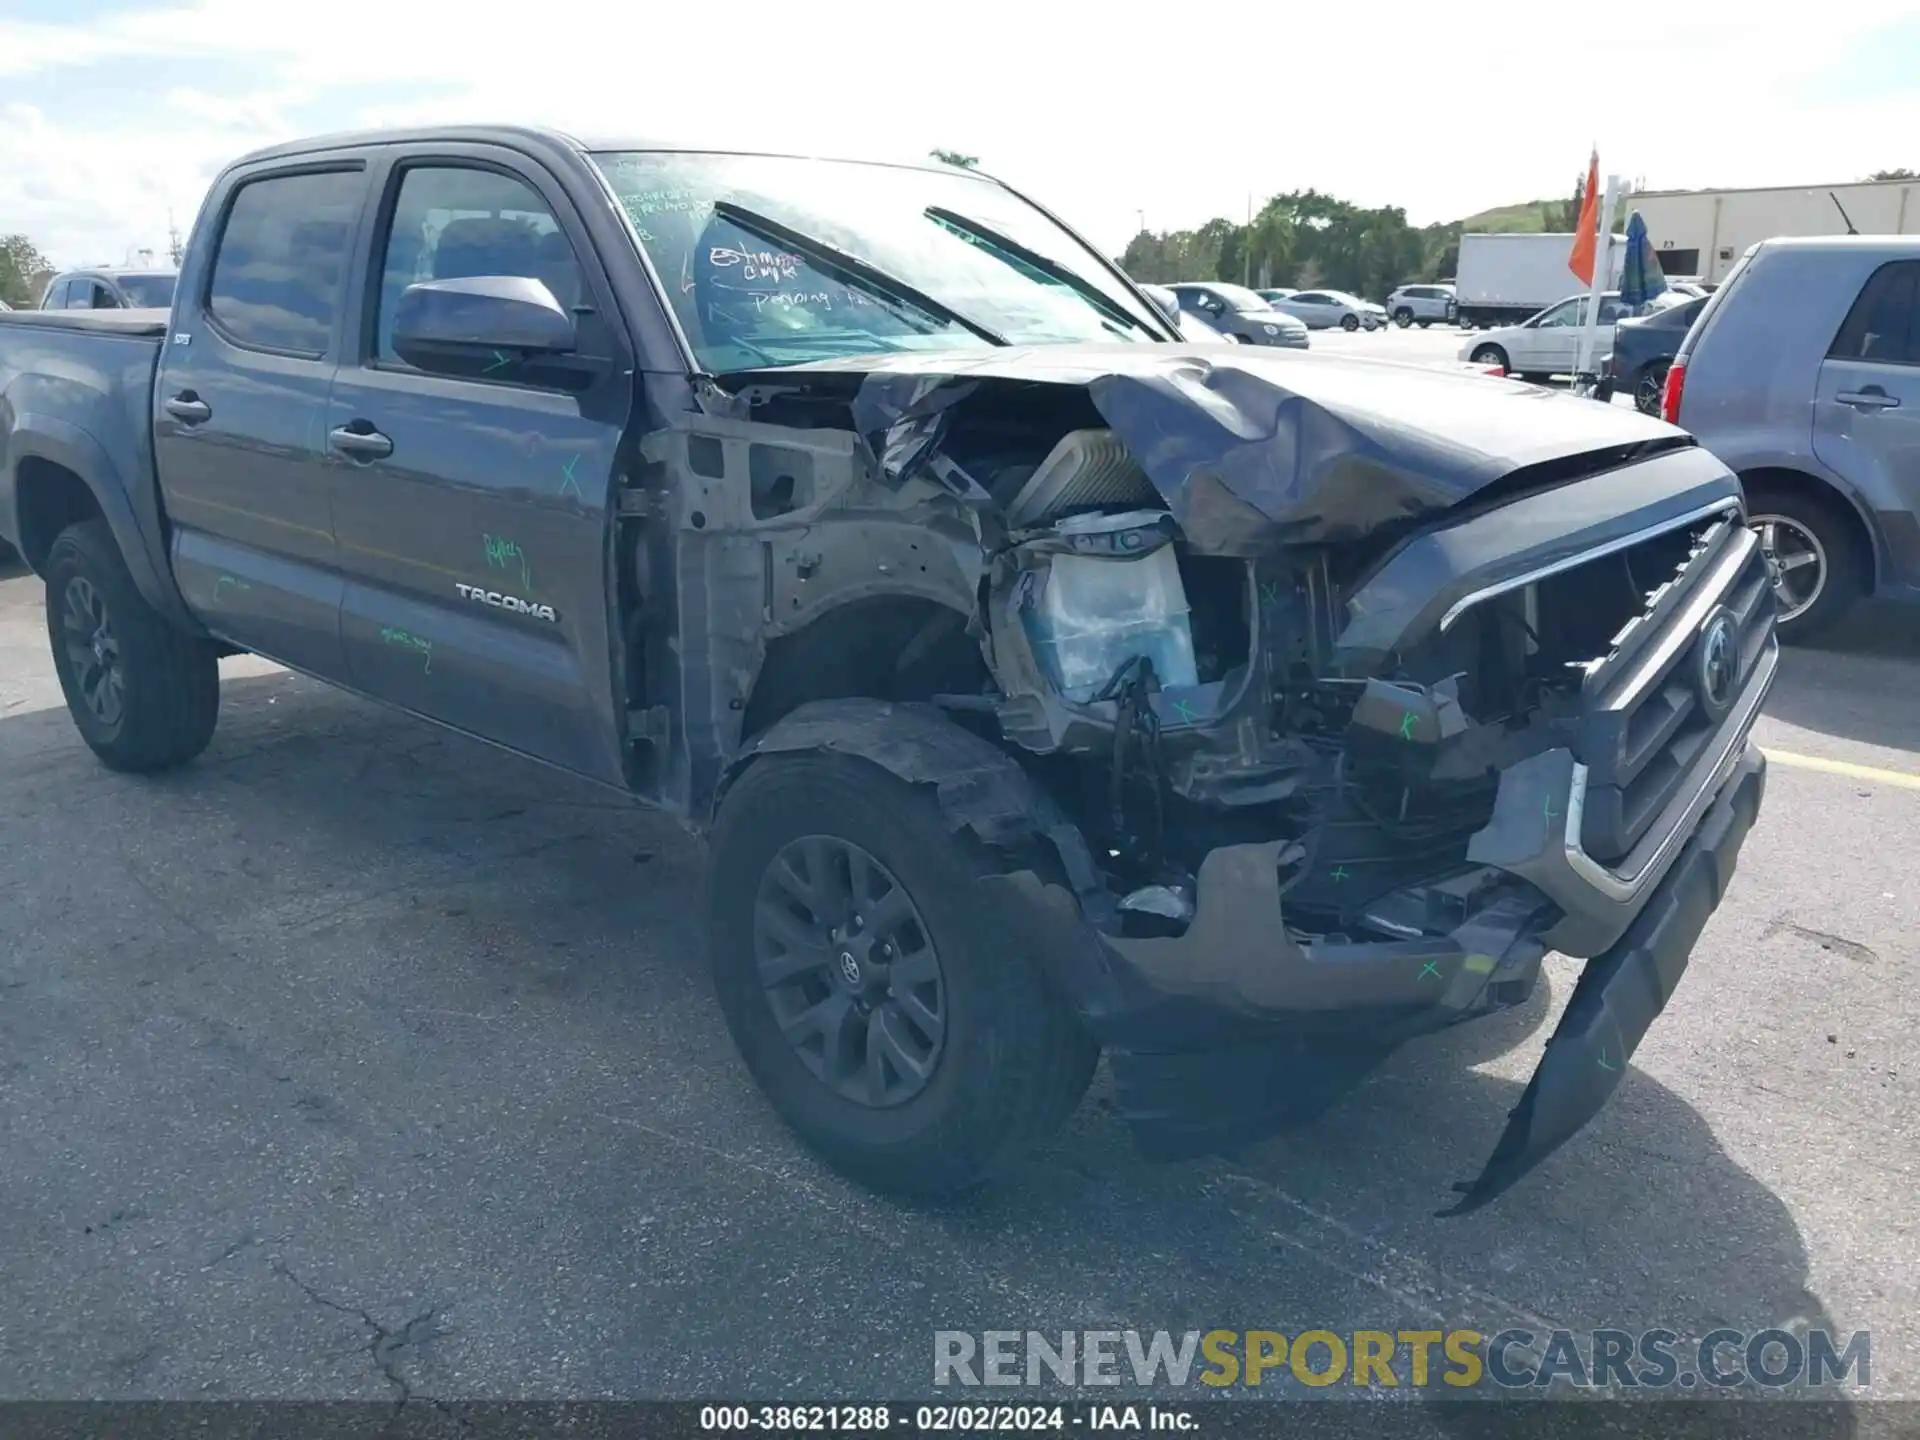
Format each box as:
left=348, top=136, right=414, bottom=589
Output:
left=328, top=425, right=394, bottom=460
left=164, top=394, right=211, bottom=424
left=1836, top=388, right=1901, bottom=411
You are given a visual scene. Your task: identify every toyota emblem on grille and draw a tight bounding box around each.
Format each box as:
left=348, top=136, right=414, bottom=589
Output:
left=1695, top=609, right=1739, bottom=720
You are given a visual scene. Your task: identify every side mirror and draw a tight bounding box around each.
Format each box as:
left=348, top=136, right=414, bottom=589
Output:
left=391, top=275, right=577, bottom=374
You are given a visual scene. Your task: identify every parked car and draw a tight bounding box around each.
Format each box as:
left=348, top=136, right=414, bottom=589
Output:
left=1385, top=283, right=1457, bottom=328
left=1256, top=287, right=1297, bottom=304
left=1, top=125, right=1777, bottom=1215
left=1667, top=235, right=1920, bottom=639
left=1164, top=282, right=1310, bottom=347
left=38, top=268, right=179, bottom=311
left=1140, top=284, right=1240, bottom=344
left=1459, top=290, right=1689, bottom=382
left=1607, top=294, right=1708, bottom=414
left=1269, top=289, right=1387, bottom=331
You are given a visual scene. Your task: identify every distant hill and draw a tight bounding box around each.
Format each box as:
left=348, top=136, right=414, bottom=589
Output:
left=1450, top=200, right=1562, bottom=233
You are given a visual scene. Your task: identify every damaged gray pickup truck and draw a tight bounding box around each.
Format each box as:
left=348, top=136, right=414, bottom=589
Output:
left=0, top=128, right=1775, bottom=1214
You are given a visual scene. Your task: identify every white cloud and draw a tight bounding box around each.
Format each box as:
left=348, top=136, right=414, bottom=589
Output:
left=5, top=0, right=1920, bottom=266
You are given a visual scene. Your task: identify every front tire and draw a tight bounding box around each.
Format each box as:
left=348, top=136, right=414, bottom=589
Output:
left=1393, top=308, right=1413, bottom=328
left=1470, top=343, right=1510, bottom=370
left=1744, top=482, right=1866, bottom=642
left=45, top=520, right=219, bottom=772
left=708, top=751, right=1098, bottom=1196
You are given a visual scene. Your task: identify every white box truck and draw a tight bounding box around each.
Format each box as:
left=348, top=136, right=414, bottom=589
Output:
left=1454, top=232, right=1624, bottom=329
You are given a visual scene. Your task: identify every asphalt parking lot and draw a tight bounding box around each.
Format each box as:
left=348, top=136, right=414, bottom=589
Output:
left=2, top=488, right=1917, bottom=1416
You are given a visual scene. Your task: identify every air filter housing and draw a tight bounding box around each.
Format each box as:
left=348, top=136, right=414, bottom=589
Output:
left=1005, top=429, right=1161, bottom=527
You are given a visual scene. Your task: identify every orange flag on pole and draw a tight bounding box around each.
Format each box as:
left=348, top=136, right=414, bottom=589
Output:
left=1567, top=148, right=1601, bottom=285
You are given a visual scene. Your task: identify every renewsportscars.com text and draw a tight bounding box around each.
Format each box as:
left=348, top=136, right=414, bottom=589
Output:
left=933, top=1329, right=1870, bottom=1391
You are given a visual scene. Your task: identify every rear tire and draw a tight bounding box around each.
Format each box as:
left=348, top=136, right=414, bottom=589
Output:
left=708, top=750, right=1098, bottom=1197
left=1340, top=314, right=1361, bottom=332
left=1742, top=481, right=1867, bottom=643
left=44, top=520, right=219, bottom=773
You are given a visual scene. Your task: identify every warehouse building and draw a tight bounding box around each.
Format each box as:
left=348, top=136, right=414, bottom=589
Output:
left=1628, top=177, right=1918, bottom=284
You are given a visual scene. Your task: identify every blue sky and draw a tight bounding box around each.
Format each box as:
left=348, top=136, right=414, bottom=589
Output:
left=5, top=0, right=1920, bottom=268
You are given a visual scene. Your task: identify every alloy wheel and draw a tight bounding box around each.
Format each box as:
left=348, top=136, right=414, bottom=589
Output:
left=1749, top=513, right=1827, bottom=624
left=752, top=835, right=947, bottom=1108
left=1635, top=365, right=1668, bottom=416
left=61, top=575, right=125, bottom=726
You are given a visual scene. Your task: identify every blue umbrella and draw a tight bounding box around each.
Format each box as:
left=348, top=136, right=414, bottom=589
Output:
left=1618, top=211, right=1668, bottom=310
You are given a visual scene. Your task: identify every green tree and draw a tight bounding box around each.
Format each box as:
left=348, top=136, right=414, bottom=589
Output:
left=929, top=149, right=979, bottom=170
left=1544, top=173, right=1585, bottom=231
left=1868, top=167, right=1916, bottom=181
left=0, top=234, right=51, bottom=307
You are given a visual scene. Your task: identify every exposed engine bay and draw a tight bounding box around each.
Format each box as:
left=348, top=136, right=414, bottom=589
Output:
left=673, top=350, right=1745, bottom=955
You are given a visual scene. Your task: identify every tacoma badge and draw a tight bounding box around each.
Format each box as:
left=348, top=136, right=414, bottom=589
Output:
left=455, top=583, right=558, bottom=623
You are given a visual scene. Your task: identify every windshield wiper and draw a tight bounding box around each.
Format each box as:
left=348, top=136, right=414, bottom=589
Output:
left=709, top=201, right=1008, bottom=347
left=924, top=206, right=1162, bottom=338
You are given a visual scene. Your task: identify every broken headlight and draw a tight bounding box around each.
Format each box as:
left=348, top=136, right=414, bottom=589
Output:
left=1017, top=510, right=1199, bottom=703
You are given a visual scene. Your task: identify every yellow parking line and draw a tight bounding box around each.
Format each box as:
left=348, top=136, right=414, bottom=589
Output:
left=1763, top=748, right=1920, bottom=791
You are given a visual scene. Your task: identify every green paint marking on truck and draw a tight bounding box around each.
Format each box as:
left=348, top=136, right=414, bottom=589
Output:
left=378, top=626, right=433, bottom=674
left=1598, top=1047, right=1618, bottom=1072
left=483, top=534, right=531, bottom=588
left=1544, top=796, right=1562, bottom=822
left=484, top=350, right=510, bottom=374
left=1171, top=698, right=1198, bottom=723
left=560, top=455, right=583, bottom=498
left=1330, top=865, right=1351, bottom=882
left=1399, top=711, right=1418, bottom=740
left=212, top=575, right=252, bottom=601
left=1419, top=960, right=1442, bottom=980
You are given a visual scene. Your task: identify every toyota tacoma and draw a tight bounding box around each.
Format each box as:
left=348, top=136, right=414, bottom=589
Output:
left=0, top=127, right=1775, bottom=1213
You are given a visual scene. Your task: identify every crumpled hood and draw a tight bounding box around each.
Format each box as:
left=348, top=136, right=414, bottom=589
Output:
left=726, top=344, right=1689, bottom=555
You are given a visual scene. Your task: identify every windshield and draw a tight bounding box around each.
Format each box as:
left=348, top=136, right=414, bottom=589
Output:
left=1204, top=283, right=1273, bottom=312
left=590, top=152, right=1169, bottom=371
left=116, top=274, right=177, bottom=308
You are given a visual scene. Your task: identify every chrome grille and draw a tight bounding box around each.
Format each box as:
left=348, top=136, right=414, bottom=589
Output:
left=1575, top=520, right=1775, bottom=863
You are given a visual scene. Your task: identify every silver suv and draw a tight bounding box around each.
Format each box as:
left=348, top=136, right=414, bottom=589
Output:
left=1164, top=282, right=1311, bottom=348
left=1385, top=283, right=1456, bottom=328
left=1668, top=236, right=1920, bottom=640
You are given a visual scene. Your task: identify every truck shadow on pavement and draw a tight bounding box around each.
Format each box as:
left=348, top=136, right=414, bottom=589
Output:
left=1763, top=602, right=1920, bottom=757
left=0, top=669, right=1854, bottom=1418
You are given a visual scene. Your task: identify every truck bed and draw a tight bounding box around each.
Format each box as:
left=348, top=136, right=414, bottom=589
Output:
left=0, top=310, right=170, bottom=594
left=0, top=308, right=171, bottom=337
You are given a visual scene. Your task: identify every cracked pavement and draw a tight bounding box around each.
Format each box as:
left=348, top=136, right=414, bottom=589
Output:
left=0, top=556, right=1916, bottom=1414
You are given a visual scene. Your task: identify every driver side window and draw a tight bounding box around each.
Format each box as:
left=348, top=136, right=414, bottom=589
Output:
left=374, top=164, right=585, bottom=366
left=1537, top=300, right=1581, bottom=328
